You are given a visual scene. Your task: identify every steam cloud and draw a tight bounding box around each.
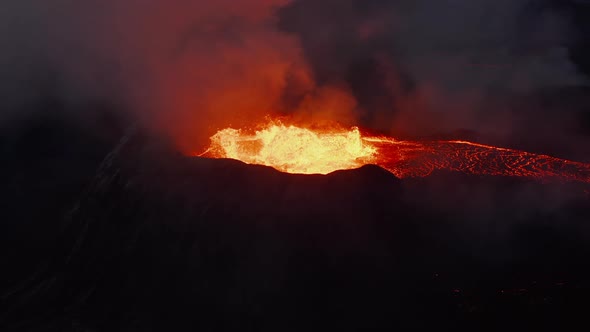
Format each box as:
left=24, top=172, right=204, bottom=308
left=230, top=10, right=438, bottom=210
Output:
left=0, top=0, right=589, bottom=156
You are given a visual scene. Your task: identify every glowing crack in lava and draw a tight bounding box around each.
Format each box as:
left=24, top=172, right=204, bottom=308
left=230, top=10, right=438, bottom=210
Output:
left=201, top=122, right=590, bottom=184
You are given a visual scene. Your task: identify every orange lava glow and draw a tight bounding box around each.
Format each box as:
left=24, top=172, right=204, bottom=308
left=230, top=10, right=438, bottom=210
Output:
left=201, top=121, right=590, bottom=184
left=204, top=123, right=376, bottom=174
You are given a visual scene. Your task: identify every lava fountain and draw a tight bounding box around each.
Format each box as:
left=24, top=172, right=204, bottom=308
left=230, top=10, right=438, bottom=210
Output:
left=200, top=121, right=590, bottom=184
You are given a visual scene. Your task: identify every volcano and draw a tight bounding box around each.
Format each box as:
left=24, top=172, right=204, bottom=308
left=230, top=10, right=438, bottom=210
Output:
left=3, top=125, right=590, bottom=331
left=3, top=0, right=590, bottom=330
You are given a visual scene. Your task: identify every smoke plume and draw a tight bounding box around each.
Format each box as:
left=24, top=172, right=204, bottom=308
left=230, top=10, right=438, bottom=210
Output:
left=1, top=0, right=589, bottom=156
left=279, top=0, right=589, bottom=151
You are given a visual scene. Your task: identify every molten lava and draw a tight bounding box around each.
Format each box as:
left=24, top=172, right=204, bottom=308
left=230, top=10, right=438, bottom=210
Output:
left=201, top=121, right=590, bottom=184
left=206, top=124, right=376, bottom=174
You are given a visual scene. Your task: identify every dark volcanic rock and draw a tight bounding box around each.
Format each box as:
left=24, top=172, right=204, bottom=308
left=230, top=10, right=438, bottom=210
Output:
left=2, top=130, right=590, bottom=331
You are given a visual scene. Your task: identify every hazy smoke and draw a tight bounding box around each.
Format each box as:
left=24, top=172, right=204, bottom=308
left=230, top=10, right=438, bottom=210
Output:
left=0, top=0, right=589, bottom=155
left=0, top=0, right=312, bottom=149
left=279, top=0, right=589, bottom=139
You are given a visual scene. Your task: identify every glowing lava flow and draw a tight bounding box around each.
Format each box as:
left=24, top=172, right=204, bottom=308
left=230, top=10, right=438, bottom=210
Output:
left=201, top=122, right=590, bottom=184
left=204, top=124, right=376, bottom=174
